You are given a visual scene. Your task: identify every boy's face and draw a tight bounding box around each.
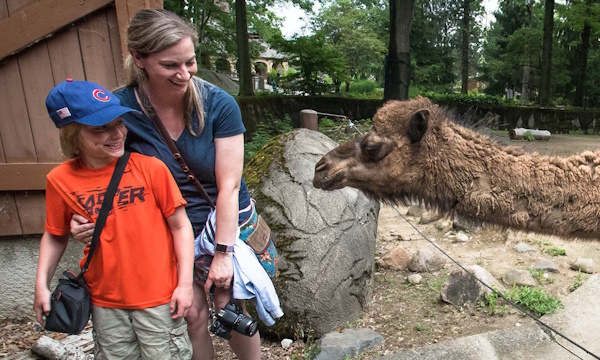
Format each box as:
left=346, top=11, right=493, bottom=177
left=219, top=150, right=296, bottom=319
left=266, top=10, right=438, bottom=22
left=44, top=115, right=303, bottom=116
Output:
left=78, top=118, right=127, bottom=168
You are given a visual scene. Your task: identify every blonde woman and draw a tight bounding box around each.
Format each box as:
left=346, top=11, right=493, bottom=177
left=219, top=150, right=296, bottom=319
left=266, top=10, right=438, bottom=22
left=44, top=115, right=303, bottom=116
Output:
left=70, top=9, right=262, bottom=360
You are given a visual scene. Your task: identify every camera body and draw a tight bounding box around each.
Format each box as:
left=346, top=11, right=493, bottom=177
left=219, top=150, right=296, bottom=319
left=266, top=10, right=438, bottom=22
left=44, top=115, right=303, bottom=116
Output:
left=210, top=302, right=258, bottom=340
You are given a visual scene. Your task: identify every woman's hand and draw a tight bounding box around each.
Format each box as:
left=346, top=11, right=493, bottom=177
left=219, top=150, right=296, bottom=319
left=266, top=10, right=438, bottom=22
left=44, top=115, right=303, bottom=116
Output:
left=204, top=252, right=234, bottom=294
left=70, top=214, right=95, bottom=245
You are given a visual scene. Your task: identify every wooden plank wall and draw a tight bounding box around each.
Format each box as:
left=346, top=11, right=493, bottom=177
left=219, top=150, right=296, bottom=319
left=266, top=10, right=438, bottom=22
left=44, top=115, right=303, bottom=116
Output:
left=0, top=0, right=162, bottom=236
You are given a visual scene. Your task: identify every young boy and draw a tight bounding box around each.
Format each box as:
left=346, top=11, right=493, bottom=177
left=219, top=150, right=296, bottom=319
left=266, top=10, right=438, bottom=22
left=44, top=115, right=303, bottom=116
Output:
left=34, top=79, right=194, bottom=359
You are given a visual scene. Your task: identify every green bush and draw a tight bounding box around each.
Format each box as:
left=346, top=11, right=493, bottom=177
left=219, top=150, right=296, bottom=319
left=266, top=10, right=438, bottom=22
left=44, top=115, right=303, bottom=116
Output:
left=348, top=80, right=378, bottom=94
left=244, top=115, right=293, bottom=162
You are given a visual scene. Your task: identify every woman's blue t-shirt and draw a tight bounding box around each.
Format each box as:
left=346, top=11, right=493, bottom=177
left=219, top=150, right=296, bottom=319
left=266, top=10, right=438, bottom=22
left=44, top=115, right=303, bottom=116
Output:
left=115, top=79, right=251, bottom=237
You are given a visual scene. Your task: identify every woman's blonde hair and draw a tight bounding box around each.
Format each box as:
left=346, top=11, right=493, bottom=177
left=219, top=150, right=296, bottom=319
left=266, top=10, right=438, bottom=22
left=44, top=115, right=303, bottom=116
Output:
left=124, top=9, right=204, bottom=134
left=59, top=123, right=82, bottom=159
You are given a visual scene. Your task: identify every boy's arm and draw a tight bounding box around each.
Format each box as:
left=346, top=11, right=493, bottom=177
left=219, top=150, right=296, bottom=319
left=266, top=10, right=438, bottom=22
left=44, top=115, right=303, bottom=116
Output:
left=166, top=205, right=195, bottom=319
left=34, top=231, right=69, bottom=326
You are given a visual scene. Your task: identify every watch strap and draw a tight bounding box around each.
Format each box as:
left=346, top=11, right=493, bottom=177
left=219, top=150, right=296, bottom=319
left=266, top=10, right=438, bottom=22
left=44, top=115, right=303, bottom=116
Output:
left=215, top=243, right=234, bottom=253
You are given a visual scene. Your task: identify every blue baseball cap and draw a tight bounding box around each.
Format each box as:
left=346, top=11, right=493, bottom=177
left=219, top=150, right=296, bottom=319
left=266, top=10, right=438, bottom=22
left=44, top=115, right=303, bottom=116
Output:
left=46, top=79, right=137, bottom=128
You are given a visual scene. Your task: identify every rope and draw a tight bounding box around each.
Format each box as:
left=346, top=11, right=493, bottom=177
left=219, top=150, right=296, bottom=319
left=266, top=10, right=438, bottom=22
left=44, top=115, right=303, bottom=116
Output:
left=338, top=119, right=600, bottom=360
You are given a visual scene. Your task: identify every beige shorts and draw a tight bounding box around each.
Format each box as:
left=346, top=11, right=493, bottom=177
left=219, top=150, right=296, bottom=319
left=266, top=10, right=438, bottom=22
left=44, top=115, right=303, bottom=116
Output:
left=92, top=303, right=192, bottom=360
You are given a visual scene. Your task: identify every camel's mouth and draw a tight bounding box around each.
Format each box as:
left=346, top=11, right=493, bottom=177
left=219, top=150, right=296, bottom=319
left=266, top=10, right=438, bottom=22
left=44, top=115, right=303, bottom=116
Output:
left=313, top=170, right=346, bottom=190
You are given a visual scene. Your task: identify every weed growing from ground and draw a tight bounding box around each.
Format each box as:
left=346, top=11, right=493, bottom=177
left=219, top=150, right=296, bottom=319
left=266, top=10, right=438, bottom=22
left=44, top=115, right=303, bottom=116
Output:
left=504, top=286, right=562, bottom=317
left=571, top=271, right=586, bottom=292
left=543, top=246, right=566, bottom=256
left=529, top=269, right=555, bottom=284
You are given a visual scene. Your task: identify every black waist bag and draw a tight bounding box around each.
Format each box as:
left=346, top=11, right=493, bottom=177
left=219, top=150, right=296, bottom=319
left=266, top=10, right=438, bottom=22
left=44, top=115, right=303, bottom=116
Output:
left=44, top=270, right=91, bottom=335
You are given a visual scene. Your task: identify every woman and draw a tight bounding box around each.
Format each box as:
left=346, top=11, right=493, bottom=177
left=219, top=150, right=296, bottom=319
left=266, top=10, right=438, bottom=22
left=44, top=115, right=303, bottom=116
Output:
left=71, top=9, right=261, bottom=360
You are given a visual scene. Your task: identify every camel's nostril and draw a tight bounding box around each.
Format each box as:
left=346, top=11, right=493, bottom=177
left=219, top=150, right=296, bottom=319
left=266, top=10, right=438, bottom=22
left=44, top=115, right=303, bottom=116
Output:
left=315, top=162, right=327, bottom=172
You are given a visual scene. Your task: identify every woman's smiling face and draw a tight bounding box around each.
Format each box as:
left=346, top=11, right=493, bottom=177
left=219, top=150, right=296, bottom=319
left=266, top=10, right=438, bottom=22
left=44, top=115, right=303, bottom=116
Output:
left=137, top=36, right=197, bottom=95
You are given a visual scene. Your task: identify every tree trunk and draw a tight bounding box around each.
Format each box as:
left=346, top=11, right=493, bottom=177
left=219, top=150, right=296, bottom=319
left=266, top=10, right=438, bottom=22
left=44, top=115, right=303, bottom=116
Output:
left=384, top=0, right=416, bottom=102
left=538, top=0, right=554, bottom=106
left=236, top=0, right=254, bottom=96
left=574, top=22, right=591, bottom=107
left=521, top=59, right=530, bottom=105
left=461, top=0, right=470, bottom=95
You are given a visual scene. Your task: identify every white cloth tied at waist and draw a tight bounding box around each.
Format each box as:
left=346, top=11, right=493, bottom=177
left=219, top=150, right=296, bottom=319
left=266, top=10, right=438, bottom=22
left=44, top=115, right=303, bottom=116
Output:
left=195, top=208, right=284, bottom=326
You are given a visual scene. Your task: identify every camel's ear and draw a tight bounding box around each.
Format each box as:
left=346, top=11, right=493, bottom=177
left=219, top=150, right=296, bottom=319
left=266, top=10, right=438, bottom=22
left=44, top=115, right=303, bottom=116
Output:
left=407, top=109, right=430, bottom=143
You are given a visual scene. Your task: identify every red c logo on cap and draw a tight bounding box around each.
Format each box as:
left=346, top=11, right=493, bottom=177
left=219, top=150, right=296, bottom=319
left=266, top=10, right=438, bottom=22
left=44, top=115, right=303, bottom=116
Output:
left=93, top=89, right=110, bottom=102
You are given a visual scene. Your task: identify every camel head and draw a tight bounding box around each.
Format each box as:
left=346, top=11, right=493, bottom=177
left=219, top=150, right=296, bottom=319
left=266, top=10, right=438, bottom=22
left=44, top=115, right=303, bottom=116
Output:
left=313, top=97, right=439, bottom=202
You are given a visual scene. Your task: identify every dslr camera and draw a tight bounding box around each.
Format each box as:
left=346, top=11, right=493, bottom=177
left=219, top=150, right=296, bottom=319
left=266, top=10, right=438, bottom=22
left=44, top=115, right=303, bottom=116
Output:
left=210, top=301, right=258, bottom=340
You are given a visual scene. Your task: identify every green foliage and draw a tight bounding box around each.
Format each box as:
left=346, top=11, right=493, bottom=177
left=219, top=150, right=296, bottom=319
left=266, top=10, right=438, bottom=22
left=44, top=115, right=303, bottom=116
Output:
left=523, top=131, right=534, bottom=141
left=271, top=34, right=348, bottom=95
left=529, top=269, right=554, bottom=284
left=347, top=80, right=379, bottom=95
left=421, top=91, right=509, bottom=105
left=414, top=322, right=431, bottom=332
left=290, top=327, right=320, bottom=360
left=504, top=286, right=563, bottom=317
left=571, top=271, right=586, bottom=292
left=477, top=288, right=508, bottom=316
left=543, top=246, right=566, bottom=256
left=244, top=115, right=293, bottom=162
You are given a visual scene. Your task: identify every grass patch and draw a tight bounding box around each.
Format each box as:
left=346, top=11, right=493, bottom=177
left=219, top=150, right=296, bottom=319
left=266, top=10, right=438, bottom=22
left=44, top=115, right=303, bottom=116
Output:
left=529, top=269, right=555, bottom=284
left=477, top=288, right=508, bottom=316
left=571, top=271, right=586, bottom=292
left=504, top=286, right=562, bottom=317
left=543, top=246, right=566, bottom=256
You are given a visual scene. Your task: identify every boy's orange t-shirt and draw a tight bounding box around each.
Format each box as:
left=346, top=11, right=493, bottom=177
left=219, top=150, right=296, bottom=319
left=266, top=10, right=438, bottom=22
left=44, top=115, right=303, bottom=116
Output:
left=44, top=152, right=187, bottom=309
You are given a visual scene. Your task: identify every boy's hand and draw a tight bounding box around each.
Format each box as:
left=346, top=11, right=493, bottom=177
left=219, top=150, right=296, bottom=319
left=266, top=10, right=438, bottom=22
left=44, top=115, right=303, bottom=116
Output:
left=34, top=287, right=51, bottom=326
left=170, top=284, right=193, bottom=319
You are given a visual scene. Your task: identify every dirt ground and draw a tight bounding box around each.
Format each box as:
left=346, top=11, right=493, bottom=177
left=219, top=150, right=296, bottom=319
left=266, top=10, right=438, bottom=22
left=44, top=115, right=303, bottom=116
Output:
left=2, top=132, right=600, bottom=359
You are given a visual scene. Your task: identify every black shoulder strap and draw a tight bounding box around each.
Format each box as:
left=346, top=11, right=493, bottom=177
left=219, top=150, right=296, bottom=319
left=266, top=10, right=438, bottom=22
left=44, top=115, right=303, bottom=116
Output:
left=79, top=151, right=131, bottom=277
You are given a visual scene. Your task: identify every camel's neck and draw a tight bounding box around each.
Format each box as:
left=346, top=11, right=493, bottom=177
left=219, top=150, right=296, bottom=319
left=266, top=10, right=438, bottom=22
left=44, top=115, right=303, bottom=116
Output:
left=424, top=123, right=600, bottom=239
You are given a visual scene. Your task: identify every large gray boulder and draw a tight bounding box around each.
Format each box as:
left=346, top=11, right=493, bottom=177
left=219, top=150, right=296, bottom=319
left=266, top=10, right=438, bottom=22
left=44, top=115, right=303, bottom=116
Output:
left=244, top=129, right=380, bottom=337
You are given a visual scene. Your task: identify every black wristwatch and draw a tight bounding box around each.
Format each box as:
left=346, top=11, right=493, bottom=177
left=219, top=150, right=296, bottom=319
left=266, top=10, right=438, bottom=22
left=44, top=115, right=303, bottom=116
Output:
left=215, top=243, right=234, bottom=253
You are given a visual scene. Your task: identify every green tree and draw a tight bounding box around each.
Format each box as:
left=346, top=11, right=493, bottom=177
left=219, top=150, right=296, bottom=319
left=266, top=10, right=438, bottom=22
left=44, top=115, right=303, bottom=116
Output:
left=271, top=34, right=347, bottom=95
left=312, top=0, right=387, bottom=92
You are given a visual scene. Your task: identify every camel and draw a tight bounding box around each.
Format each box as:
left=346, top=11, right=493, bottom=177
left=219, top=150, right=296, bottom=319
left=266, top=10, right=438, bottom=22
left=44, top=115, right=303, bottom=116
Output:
left=313, top=97, right=600, bottom=240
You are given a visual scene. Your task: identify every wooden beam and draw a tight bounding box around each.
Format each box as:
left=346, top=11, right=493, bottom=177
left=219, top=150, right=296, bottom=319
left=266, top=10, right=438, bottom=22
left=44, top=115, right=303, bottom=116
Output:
left=114, top=0, right=163, bottom=64
left=0, top=163, right=60, bottom=191
left=0, top=0, right=113, bottom=61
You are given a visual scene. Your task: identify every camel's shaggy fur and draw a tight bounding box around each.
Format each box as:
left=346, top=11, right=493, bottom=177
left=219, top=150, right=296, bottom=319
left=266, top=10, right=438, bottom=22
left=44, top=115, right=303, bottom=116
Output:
left=313, top=97, right=600, bottom=239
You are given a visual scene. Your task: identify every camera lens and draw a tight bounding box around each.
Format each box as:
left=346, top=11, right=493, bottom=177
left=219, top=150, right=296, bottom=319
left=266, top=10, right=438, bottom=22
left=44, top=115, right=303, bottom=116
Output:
left=234, top=315, right=258, bottom=337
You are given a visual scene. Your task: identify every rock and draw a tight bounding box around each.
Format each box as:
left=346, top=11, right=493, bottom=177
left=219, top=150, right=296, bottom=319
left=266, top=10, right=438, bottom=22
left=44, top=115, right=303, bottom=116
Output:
left=408, top=245, right=447, bottom=272
left=419, top=210, right=442, bottom=224
left=440, top=265, right=505, bottom=306
left=377, top=247, right=410, bottom=270
left=454, top=232, right=469, bottom=243
left=452, top=217, right=478, bottom=231
left=532, top=259, right=559, bottom=273
left=281, top=338, right=293, bottom=349
left=407, top=274, right=422, bottom=284
left=514, top=242, right=535, bottom=253
left=406, top=205, right=423, bottom=218
left=315, top=328, right=384, bottom=360
left=571, top=258, right=594, bottom=274
left=435, top=219, right=453, bottom=232
left=245, top=129, right=380, bottom=337
left=502, top=269, right=537, bottom=287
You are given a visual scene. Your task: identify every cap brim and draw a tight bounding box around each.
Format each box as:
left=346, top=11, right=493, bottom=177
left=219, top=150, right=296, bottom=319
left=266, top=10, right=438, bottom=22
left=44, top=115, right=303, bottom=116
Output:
left=76, top=106, right=140, bottom=126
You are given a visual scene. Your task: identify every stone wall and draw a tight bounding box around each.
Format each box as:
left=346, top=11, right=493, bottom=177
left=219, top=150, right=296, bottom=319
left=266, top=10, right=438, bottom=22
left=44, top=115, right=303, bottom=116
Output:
left=0, top=236, right=84, bottom=321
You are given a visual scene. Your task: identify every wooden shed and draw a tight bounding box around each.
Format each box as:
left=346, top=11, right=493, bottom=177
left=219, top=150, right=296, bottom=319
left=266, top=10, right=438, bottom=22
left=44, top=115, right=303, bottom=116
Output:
left=0, top=0, right=162, bottom=236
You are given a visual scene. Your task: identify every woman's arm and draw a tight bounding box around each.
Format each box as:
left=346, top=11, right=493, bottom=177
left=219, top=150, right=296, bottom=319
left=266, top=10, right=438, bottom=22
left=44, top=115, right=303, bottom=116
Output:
left=166, top=205, right=195, bottom=319
left=204, top=133, right=245, bottom=293
left=34, top=231, right=69, bottom=325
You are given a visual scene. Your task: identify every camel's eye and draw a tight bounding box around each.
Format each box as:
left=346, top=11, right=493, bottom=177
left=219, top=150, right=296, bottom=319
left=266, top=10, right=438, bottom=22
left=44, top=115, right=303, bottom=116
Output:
left=361, top=142, right=382, bottom=160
